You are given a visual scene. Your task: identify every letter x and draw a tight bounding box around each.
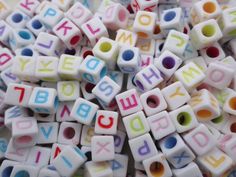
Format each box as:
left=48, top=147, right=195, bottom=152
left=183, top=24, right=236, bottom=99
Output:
left=96, top=142, right=110, bottom=154
left=173, top=151, right=189, bottom=164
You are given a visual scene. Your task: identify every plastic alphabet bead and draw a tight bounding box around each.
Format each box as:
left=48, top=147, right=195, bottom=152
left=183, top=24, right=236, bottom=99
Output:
left=16, top=0, right=40, bottom=17
left=103, top=3, right=130, bottom=30
left=51, top=146, right=87, bottom=177
left=134, top=64, right=163, bottom=92
left=81, top=17, right=109, bottom=46
left=12, top=117, right=38, bottom=148
left=65, top=2, right=93, bottom=27
left=70, top=97, right=99, bottom=125
left=190, top=0, right=222, bottom=25
left=36, top=122, right=59, bottom=144
left=115, top=29, right=138, bottom=47
left=92, top=76, right=121, bottom=106
left=57, top=81, right=80, bottom=101
left=57, top=122, right=82, bottom=145
left=123, top=111, right=150, bottom=139
left=190, top=19, right=223, bottom=50
left=91, top=135, right=115, bottom=162
left=140, top=88, right=167, bottom=116
left=154, top=50, right=182, bottom=79
left=133, top=11, right=157, bottom=39
left=183, top=124, right=217, bottom=156
left=162, top=30, right=189, bottom=56
left=28, top=87, right=58, bottom=114
left=79, top=55, right=107, bottom=84
left=159, top=133, right=195, bottom=168
left=110, top=154, right=128, bottom=177
left=53, top=17, right=83, bottom=49
left=0, top=48, right=14, bottom=71
left=172, top=162, right=203, bottom=177
left=93, top=37, right=119, bottom=70
left=143, top=153, right=173, bottom=177
left=147, top=111, right=176, bottom=140
left=84, top=161, right=113, bottom=177
left=117, top=45, right=140, bottom=73
left=160, top=7, right=184, bottom=35
left=128, top=133, right=158, bottom=162
left=116, top=88, right=143, bottom=116
left=189, top=89, right=221, bottom=121
left=131, top=0, right=159, bottom=13
left=6, top=10, right=30, bottom=29
left=10, top=164, right=40, bottom=177
left=175, top=62, right=206, bottom=91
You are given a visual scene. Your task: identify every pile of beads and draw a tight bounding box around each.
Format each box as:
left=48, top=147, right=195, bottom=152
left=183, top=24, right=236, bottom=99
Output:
left=1, top=0, right=236, bottom=176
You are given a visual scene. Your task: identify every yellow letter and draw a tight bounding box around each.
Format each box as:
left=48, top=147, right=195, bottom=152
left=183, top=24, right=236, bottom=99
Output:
left=182, top=67, right=201, bottom=83
left=19, top=58, right=30, bottom=71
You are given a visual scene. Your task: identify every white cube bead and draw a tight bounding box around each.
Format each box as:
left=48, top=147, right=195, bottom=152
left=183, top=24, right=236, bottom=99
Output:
left=175, top=62, right=206, bottom=91
left=103, top=3, right=129, bottom=30
left=38, top=4, right=63, bottom=29
left=110, top=154, right=128, bottom=177
left=53, top=17, right=83, bottom=49
left=4, top=83, right=32, bottom=107
left=172, top=162, right=203, bottom=177
left=131, top=0, right=158, bottom=13
left=91, top=135, right=115, bottom=162
left=140, top=88, right=167, bottom=116
left=0, top=0, right=11, bottom=19
left=10, top=164, right=40, bottom=177
left=0, top=160, right=19, bottom=177
left=129, top=133, right=158, bottom=162
left=5, top=138, right=30, bottom=162
left=134, top=64, right=163, bottom=92
left=58, top=54, right=82, bottom=80
left=12, top=117, right=38, bottom=148
left=93, top=37, right=119, bottom=70
left=115, top=29, right=138, bottom=47
left=161, top=81, right=190, bottom=110
left=190, top=0, right=222, bottom=25
left=154, top=50, right=182, bottom=79
left=140, top=55, right=154, bottom=69
left=6, top=10, right=30, bottom=29
left=0, top=20, right=13, bottom=47
left=52, top=146, right=87, bottom=177
left=9, top=29, right=35, bottom=51
left=65, top=2, right=93, bottom=27
left=159, top=133, right=195, bottom=168
left=28, top=87, right=58, bottom=114
left=26, top=16, right=46, bottom=36
left=57, top=81, right=80, bottom=101
left=81, top=17, right=109, bottom=46
left=190, top=19, right=223, bottom=50
left=35, top=56, right=59, bottom=82
left=147, top=111, right=176, bottom=140
left=1, top=67, right=20, bottom=86
left=26, top=146, right=51, bottom=168
left=16, top=0, right=40, bottom=17
left=34, top=32, right=62, bottom=56
left=50, top=143, right=68, bottom=162
left=84, top=161, right=113, bottom=177
left=95, top=110, right=118, bottom=135
left=160, top=7, right=184, bottom=35
left=169, top=105, right=199, bottom=133
left=57, top=122, right=82, bottom=145
left=200, top=43, right=225, bottom=64
left=36, top=122, right=58, bottom=144
left=56, top=101, right=74, bottom=122
left=117, top=45, right=140, bottom=73
left=133, top=11, right=157, bottom=39
left=51, top=0, right=73, bottom=11
left=189, top=89, right=221, bottom=121
left=80, top=81, right=96, bottom=101
left=92, top=76, right=121, bottom=105
left=204, top=62, right=234, bottom=90
left=143, top=154, right=173, bottom=177
left=219, top=7, right=236, bottom=38
left=70, top=97, right=99, bottom=125
left=116, top=89, right=143, bottom=116
left=197, top=148, right=233, bottom=177
left=123, top=111, right=150, bottom=139
left=162, top=30, right=189, bottom=56
left=183, top=124, right=217, bottom=155
left=79, top=55, right=107, bottom=84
